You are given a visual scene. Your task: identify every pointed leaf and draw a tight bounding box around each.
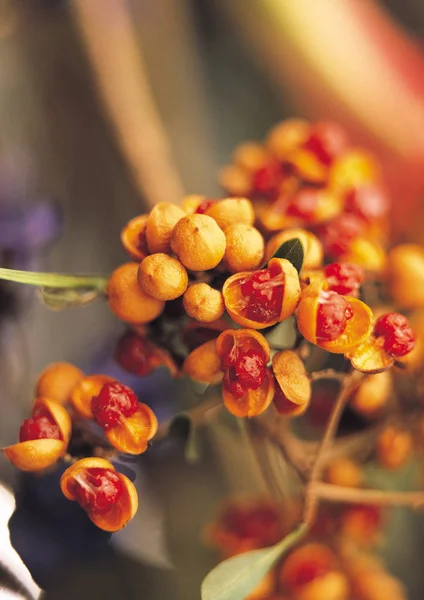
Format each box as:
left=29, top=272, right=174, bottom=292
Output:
left=267, top=238, right=304, bottom=273
left=0, top=267, right=108, bottom=291
left=201, top=523, right=308, bottom=600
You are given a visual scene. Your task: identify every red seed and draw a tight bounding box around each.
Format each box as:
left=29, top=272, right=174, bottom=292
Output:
left=222, top=368, right=246, bottom=398
left=318, top=213, right=365, bottom=258
left=316, top=291, right=353, bottom=341
left=345, top=185, right=389, bottom=222
left=19, top=410, right=61, bottom=442
left=323, top=262, right=364, bottom=296
left=91, top=382, right=139, bottom=430
left=235, top=349, right=266, bottom=390
left=195, top=199, right=215, bottom=214
left=74, top=468, right=124, bottom=514
left=374, top=313, right=415, bottom=357
left=252, top=162, right=283, bottom=198
left=285, top=187, right=320, bottom=222
left=288, top=558, right=331, bottom=587
left=115, top=332, right=150, bottom=376
left=240, top=269, right=284, bottom=323
left=303, top=121, right=349, bottom=166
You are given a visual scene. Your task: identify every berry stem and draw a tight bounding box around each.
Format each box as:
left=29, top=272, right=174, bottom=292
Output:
left=0, top=268, right=108, bottom=292
left=303, top=370, right=364, bottom=526
left=315, top=482, right=424, bottom=508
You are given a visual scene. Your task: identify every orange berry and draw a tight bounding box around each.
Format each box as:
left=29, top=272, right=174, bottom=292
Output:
left=377, top=426, right=413, bottom=470
left=223, top=258, right=301, bottom=329
left=232, top=142, right=271, bottom=172
left=265, top=119, right=311, bottom=162
left=120, top=214, right=149, bottom=261
left=60, top=457, right=138, bottom=532
left=171, top=214, right=226, bottom=271
left=3, top=398, right=71, bottom=472
left=340, top=237, right=386, bottom=273
left=183, top=339, right=223, bottom=384
left=340, top=505, right=382, bottom=546
left=137, top=253, right=188, bottom=301
left=107, top=262, right=165, bottom=324
left=296, top=282, right=373, bottom=354
left=183, top=283, right=225, bottom=322
left=35, top=362, right=84, bottom=405
left=204, top=197, right=255, bottom=231
left=325, top=458, right=363, bottom=488
left=350, top=371, right=391, bottom=418
left=388, top=244, right=424, bottom=309
left=145, top=202, right=185, bottom=254
left=265, top=228, right=323, bottom=270
left=224, top=224, right=264, bottom=273
left=329, top=149, right=380, bottom=195
left=219, top=165, right=252, bottom=197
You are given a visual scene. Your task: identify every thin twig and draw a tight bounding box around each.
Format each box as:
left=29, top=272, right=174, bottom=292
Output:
left=310, top=368, right=346, bottom=382
left=316, top=482, right=424, bottom=508
left=303, top=370, right=364, bottom=526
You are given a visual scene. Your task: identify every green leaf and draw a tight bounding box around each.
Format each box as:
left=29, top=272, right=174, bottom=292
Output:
left=39, top=286, right=104, bottom=310
left=0, top=267, right=108, bottom=291
left=201, top=523, right=308, bottom=600
left=266, top=238, right=304, bottom=273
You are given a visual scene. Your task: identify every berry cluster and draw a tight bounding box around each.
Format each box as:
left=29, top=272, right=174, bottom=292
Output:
left=1, top=115, right=422, bottom=583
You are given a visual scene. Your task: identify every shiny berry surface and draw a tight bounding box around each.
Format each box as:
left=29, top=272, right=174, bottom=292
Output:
left=302, top=121, right=348, bottom=166
left=240, top=269, right=284, bottom=323
left=374, top=313, right=415, bottom=357
left=19, top=409, right=61, bottom=442
left=74, top=468, right=124, bottom=514
left=323, top=262, right=364, bottom=296
left=319, top=213, right=365, bottom=258
left=345, top=184, right=388, bottom=221
left=252, top=162, right=282, bottom=197
left=222, top=346, right=266, bottom=397
left=91, top=382, right=139, bottom=429
left=285, top=188, right=319, bottom=221
left=316, top=291, right=353, bottom=341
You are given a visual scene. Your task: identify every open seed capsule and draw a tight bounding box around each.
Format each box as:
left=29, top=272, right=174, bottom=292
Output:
left=216, top=329, right=274, bottom=417
left=60, top=457, right=138, bottom=532
left=120, top=214, right=149, bottom=261
left=223, top=258, right=301, bottom=329
left=272, top=350, right=311, bottom=416
left=3, top=398, right=71, bottom=472
left=296, top=281, right=373, bottom=354
left=71, top=374, right=116, bottom=419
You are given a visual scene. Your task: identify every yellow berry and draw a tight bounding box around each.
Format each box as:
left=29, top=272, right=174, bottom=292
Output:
left=350, top=371, right=391, bottom=418
left=232, top=142, right=271, bottom=172
left=145, top=202, right=185, bottom=254
left=171, top=214, right=226, bottom=271
left=388, top=244, right=424, bottom=309
left=35, top=362, right=84, bottom=405
left=224, top=224, right=264, bottom=273
left=377, top=426, right=413, bottom=469
left=205, top=197, right=255, bottom=231
left=325, top=458, right=363, bottom=488
left=183, top=283, right=225, bottom=322
left=107, top=263, right=165, bottom=324
left=138, top=253, right=188, bottom=301
left=265, top=228, right=323, bottom=269
left=219, top=165, right=252, bottom=196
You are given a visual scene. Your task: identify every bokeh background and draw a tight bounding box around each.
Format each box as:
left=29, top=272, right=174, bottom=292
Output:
left=1, top=1, right=424, bottom=598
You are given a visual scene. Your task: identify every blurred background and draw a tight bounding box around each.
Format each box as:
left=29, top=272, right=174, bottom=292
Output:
left=1, top=0, right=424, bottom=598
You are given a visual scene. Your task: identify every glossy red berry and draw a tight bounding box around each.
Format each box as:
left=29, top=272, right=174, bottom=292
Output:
left=323, top=262, right=364, bottom=296
left=316, top=291, right=353, bottom=341
left=252, top=162, right=282, bottom=197
left=91, top=382, right=139, bottom=429
left=240, top=269, right=284, bottom=323
left=73, top=467, right=124, bottom=514
left=115, top=332, right=150, bottom=375
left=285, top=187, right=320, bottom=221
left=303, top=121, right=348, bottom=166
left=19, top=410, right=61, bottom=442
left=374, top=313, right=415, bottom=357
left=318, top=213, right=365, bottom=258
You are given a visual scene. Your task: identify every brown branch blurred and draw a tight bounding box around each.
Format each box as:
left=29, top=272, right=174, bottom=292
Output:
left=72, top=0, right=185, bottom=207
left=316, top=483, right=424, bottom=508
